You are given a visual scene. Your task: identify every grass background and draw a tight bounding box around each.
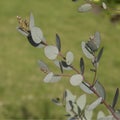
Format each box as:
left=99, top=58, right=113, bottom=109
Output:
left=0, top=0, right=120, bottom=119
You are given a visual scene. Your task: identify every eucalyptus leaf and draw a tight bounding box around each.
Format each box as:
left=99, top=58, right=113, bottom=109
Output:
left=68, top=101, right=78, bottom=115
left=87, top=97, right=103, bottom=111
left=59, top=61, right=63, bottom=73
left=112, top=88, right=119, bottom=109
left=76, top=94, right=86, bottom=110
left=38, top=60, right=49, bottom=73
left=43, top=72, right=53, bottom=83
left=80, top=82, right=93, bottom=94
left=94, top=81, right=106, bottom=100
left=84, top=109, right=93, bottom=120
left=80, top=57, right=84, bottom=75
left=31, top=26, right=43, bottom=44
left=43, top=72, right=61, bottom=83
left=54, top=60, right=72, bottom=70
left=66, top=51, right=74, bottom=65
left=50, top=74, right=61, bottom=83
left=56, top=33, right=61, bottom=52
left=72, top=102, right=78, bottom=115
left=44, top=45, right=59, bottom=60
left=70, top=74, right=83, bottom=86
left=65, top=89, right=76, bottom=102
left=94, top=32, right=101, bottom=49
left=29, top=13, right=35, bottom=29
left=27, top=32, right=40, bottom=47
left=97, top=111, right=105, bottom=120
left=81, top=42, right=94, bottom=60
left=66, top=101, right=74, bottom=116
left=78, top=3, right=92, bottom=12
left=96, top=47, right=104, bottom=63
left=86, top=41, right=98, bottom=52
left=61, top=60, right=72, bottom=70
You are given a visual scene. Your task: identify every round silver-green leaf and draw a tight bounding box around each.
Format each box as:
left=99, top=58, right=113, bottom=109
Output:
left=44, top=45, right=59, bottom=60
left=70, top=74, right=83, bottom=86
left=31, top=27, right=43, bottom=44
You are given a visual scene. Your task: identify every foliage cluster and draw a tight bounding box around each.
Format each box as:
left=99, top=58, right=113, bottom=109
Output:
left=16, top=0, right=120, bottom=120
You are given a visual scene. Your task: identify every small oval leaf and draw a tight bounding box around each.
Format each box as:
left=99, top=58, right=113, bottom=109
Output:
left=50, top=74, right=61, bottom=83
left=70, top=74, right=83, bottom=86
left=94, top=32, right=101, bottom=49
left=31, top=27, right=43, bottom=44
left=38, top=60, right=49, bottom=73
left=66, top=51, right=74, bottom=65
left=44, top=45, right=59, bottom=60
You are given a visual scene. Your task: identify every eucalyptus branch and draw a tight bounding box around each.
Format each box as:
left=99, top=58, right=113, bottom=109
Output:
left=16, top=1, right=120, bottom=119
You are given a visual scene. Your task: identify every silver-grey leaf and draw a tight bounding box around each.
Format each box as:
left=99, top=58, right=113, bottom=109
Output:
left=94, top=81, right=106, bottom=100
left=38, top=60, right=49, bottom=73
left=93, top=32, right=101, bottom=49
left=56, top=33, right=61, bottom=52
left=29, top=13, right=35, bottom=29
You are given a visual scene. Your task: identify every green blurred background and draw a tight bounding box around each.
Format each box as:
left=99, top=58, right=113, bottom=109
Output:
left=0, top=0, right=120, bottom=119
